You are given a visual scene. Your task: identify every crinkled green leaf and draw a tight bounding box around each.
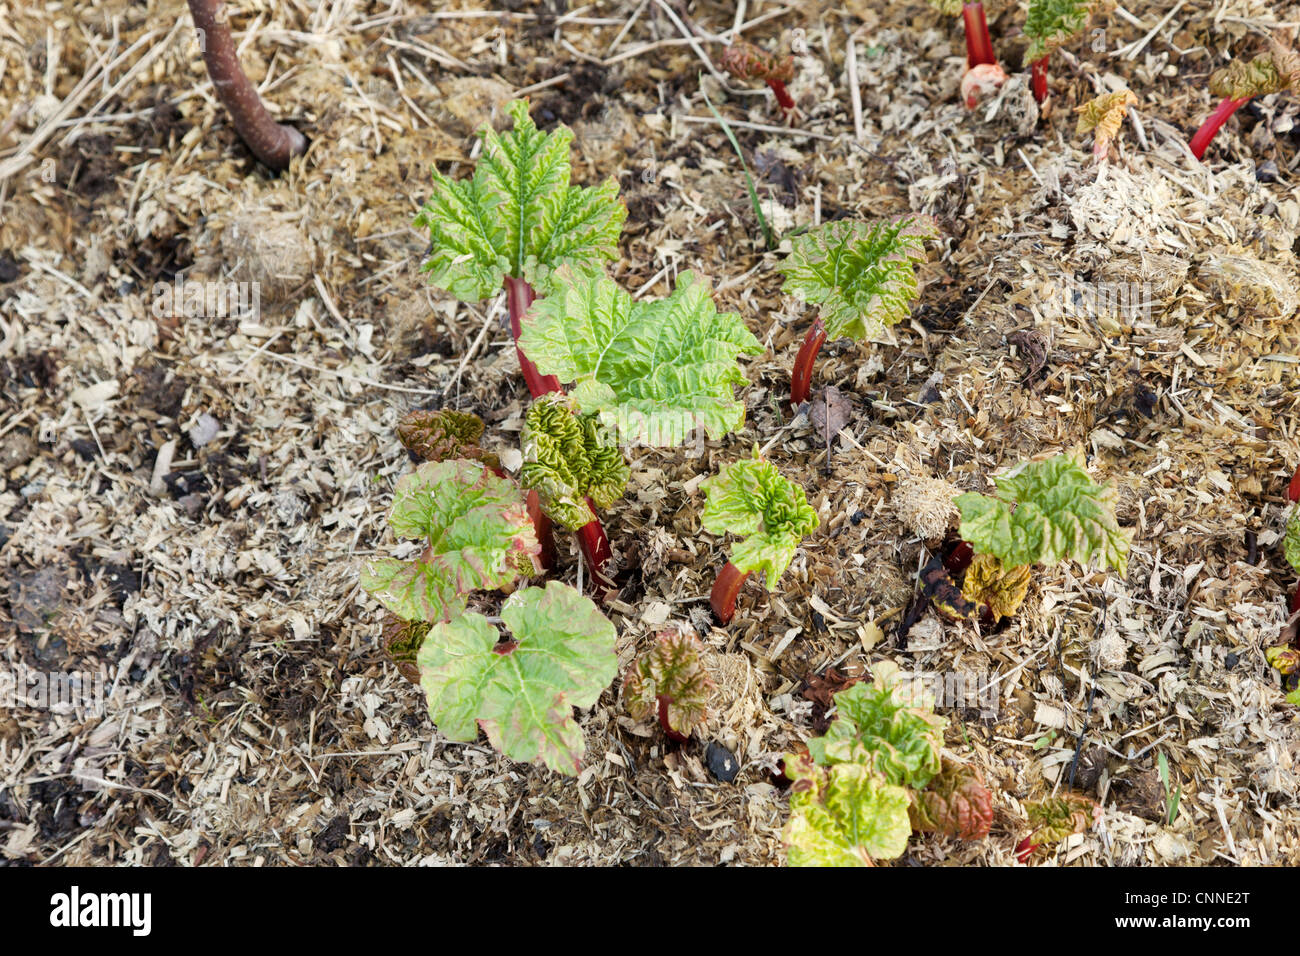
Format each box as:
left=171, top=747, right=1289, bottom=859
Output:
left=808, top=661, right=946, bottom=789
left=413, top=99, right=625, bottom=301
left=361, top=460, right=540, bottom=622
left=1025, top=793, right=1100, bottom=846
left=956, top=451, right=1132, bottom=573
left=397, top=408, right=500, bottom=471
left=1284, top=505, right=1300, bottom=575
left=623, top=628, right=714, bottom=738
left=783, top=750, right=912, bottom=865
left=518, top=269, right=763, bottom=446
left=417, top=580, right=618, bottom=775
left=778, top=216, right=937, bottom=341
left=519, top=394, right=629, bottom=531
left=700, top=450, right=818, bottom=590
left=1023, top=0, right=1104, bottom=65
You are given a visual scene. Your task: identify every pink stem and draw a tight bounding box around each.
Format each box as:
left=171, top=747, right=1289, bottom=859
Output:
left=766, top=78, right=796, bottom=112
left=962, top=3, right=997, bottom=68
left=656, top=695, right=689, bottom=743
left=504, top=277, right=562, bottom=398
left=526, top=489, right=557, bottom=572
left=711, top=561, right=751, bottom=625
left=790, top=318, right=827, bottom=408
left=186, top=0, right=305, bottom=169
left=1190, top=96, right=1251, bottom=160
left=577, top=501, right=616, bottom=599
left=1030, top=56, right=1050, bottom=103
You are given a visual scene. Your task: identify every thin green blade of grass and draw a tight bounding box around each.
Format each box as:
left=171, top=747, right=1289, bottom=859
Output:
left=699, top=76, right=775, bottom=252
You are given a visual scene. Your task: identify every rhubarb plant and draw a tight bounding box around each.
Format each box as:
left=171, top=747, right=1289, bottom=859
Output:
left=1016, top=793, right=1101, bottom=862
left=521, top=394, right=629, bottom=532
left=778, top=216, right=938, bottom=406
left=1191, top=41, right=1300, bottom=159
left=413, top=100, right=627, bottom=585
left=700, top=449, right=819, bottom=625
left=927, top=1, right=997, bottom=69
left=782, top=661, right=992, bottom=866
left=1075, top=88, right=1138, bottom=161
left=1023, top=0, right=1109, bottom=104
left=519, top=269, right=763, bottom=447
left=623, top=627, right=715, bottom=743
left=397, top=408, right=501, bottom=472
left=417, top=580, right=618, bottom=775
left=361, top=459, right=541, bottom=623
left=719, top=39, right=799, bottom=121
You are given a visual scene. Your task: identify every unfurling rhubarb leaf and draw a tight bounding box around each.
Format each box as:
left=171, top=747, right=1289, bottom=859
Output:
left=718, top=39, right=796, bottom=84
left=778, top=216, right=937, bottom=342
left=361, top=460, right=541, bottom=622
left=956, top=451, right=1132, bottom=574
left=961, top=552, right=1032, bottom=621
left=1266, top=645, right=1300, bottom=676
left=1211, top=43, right=1300, bottom=99
left=397, top=408, right=501, bottom=471
left=417, top=580, right=618, bottom=775
left=623, top=627, right=715, bottom=740
left=1023, top=0, right=1107, bottom=65
left=910, top=761, right=994, bottom=840
left=808, top=660, right=945, bottom=789
left=413, top=99, right=626, bottom=301
left=381, top=613, right=431, bottom=684
left=1024, top=793, right=1101, bottom=851
left=1283, top=505, right=1300, bottom=575
left=518, top=269, right=762, bottom=446
left=519, top=394, right=629, bottom=530
left=700, top=450, right=819, bottom=590
left=783, top=749, right=912, bottom=865
left=1075, top=88, right=1137, bottom=160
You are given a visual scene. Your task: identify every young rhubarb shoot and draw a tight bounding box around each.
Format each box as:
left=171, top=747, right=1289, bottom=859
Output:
left=1023, top=0, right=1108, bottom=104
left=186, top=0, right=306, bottom=170
left=955, top=450, right=1133, bottom=574
left=417, top=580, right=618, bottom=775
left=520, top=394, right=629, bottom=591
left=1190, top=42, right=1300, bottom=159
left=380, top=614, right=430, bottom=685
left=519, top=269, right=763, bottom=447
left=396, top=407, right=556, bottom=571
left=928, top=1, right=998, bottom=68
left=779, top=216, right=937, bottom=406
left=361, top=459, right=540, bottom=623
left=700, top=449, right=819, bottom=625
left=413, top=99, right=627, bottom=398
left=960, top=552, right=1033, bottom=622
left=622, top=627, right=715, bottom=743
left=782, top=660, right=992, bottom=865
left=1017, top=793, right=1100, bottom=862
left=1075, top=88, right=1138, bottom=162
left=719, top=40, right=799, bottom=122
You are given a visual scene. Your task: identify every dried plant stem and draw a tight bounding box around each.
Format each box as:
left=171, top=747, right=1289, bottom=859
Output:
left=962, top=3, right=997, bottom=68
left=187, top=0, right=305, bottom=169
left=711, top=561, right=750, bottom=624
left=1189, top=96, right=1251, bottom=160
left=790, top=318, right=827, bottom=407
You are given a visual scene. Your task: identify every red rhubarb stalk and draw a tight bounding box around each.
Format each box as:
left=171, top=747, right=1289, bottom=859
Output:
left=1286, top=465, right=1300, bottom=503
left=711, top=561, right=751, bottom=625
left=1030, top=55, right=1050, bottom=103
left=1189, top=96, right=1251, bottom=160
left=526, top=490, right=557, bottom=572
left=1015, top=835, right=1037, bottom=863
left=790, top=318, right=827, bottom=407
left=504, top=277, right=562, bottom=398
left=577, top=500, right=616, bottom=598
left=186, top=0, right=306, bottom=170
left=766, top=78, right=796, bottom=112
left=962, top=3, right=997, bottom=68
left=656, top=696, right=690, bottom=744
